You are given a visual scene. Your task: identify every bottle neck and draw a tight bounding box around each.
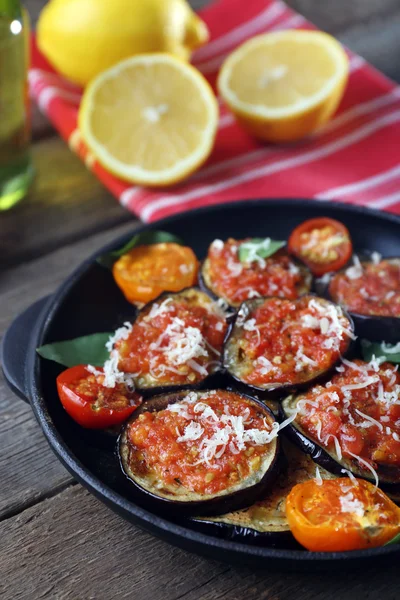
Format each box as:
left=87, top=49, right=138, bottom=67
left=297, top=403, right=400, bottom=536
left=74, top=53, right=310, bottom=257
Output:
left=0, top=0, right=22, bottom=19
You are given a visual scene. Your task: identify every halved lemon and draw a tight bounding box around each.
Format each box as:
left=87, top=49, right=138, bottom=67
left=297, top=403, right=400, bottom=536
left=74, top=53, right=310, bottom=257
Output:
left=218, top=30, right=349, bottom=142
left=78, top=54, right=218, bottom=186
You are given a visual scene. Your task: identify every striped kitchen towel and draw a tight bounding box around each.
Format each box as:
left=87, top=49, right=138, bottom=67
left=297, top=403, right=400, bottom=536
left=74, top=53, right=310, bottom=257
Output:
left=29, top=0, right=400, bottom=222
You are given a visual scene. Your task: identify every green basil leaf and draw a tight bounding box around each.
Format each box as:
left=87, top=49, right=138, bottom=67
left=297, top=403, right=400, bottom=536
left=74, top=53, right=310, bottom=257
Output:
left=361, top=339, right=400, bottom=364
left=385, top=532, right=400, bottom=546
left=37, top=332, right=112, bottom=367
left=238, top=238, right=286, bottom=264
left=97, top=230, right=184, bottom=269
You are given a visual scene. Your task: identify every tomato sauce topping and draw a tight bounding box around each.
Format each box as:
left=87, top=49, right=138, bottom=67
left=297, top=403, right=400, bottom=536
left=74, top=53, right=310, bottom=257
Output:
left=329, top=258, right=400, bottom=317
left=127, top=390, right=277, bottom=495
left=206, top=238, right=309, bottom=305
left=73, top=369, right=139, bottom=411
left=295, top=358, right=400, bottom=474
left=116, top=293, right=228, bottom=386
left=230, top=296, right=353, bottom=386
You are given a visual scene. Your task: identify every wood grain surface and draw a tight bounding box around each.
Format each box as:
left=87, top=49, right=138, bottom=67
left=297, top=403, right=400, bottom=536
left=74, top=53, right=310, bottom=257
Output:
left=1, top=1, right=399, bottom=598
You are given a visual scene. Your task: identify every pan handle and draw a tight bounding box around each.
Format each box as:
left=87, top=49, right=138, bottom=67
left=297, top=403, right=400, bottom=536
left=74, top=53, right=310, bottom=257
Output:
left=1, top=296, right=51, bottom=403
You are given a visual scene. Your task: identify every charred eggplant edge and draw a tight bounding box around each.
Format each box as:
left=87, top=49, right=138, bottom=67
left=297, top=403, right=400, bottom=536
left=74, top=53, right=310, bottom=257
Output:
left=222, top=294, right=355, bottom=398
left=280, top=394, right=400, bottom=494
left=118, top=389, right=281, bottom=517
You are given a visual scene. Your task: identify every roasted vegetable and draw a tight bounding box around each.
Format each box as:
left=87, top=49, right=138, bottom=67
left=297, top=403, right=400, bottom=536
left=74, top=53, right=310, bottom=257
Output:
left=288, top=217, right=352, bottom=277
left=286, top=478, right=400, bottom=552
left=189, top=440, right=336, bottom=545
left=56, top=364, right=142, bottom=429
left=328, top=257, right=400, bottom=343
left=113, top=242, right=198, bottom=305
left=199, top=238, right=312, bottom=307
left=115, top=287, right=230, bottom=395
left=281, top=358, right=400, bottom=492
left=118, top=389, right=281, bottom=516
left=223, top=295, right=354, bottom=394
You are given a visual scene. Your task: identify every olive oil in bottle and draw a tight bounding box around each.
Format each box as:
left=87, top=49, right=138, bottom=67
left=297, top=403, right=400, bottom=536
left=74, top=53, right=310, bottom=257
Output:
left=0, top=0, right=33, bottom=210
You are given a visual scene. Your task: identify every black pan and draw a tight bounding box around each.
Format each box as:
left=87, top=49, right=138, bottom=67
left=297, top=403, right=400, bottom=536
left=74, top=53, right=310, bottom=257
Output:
left=3, top=199, right=400, bottom=570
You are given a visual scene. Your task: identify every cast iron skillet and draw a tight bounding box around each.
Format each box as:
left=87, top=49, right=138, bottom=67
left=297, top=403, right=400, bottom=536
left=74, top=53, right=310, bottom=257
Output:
left=3, top=199, right=400, bottom=570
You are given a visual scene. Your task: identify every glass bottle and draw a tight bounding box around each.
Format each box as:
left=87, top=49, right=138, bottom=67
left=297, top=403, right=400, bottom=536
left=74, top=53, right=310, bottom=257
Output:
left=0, top=0, right=33, bottom=210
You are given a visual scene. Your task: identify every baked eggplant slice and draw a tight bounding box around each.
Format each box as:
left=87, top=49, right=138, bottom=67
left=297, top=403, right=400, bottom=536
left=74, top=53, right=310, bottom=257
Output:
left=223, top=294, right=355, bottom=395
left=280, top=357, right=400, bottom=494
left=114, top=287, right=230, bottom=396
left=327, top=257, right=400, bottom=343
left=118, top=389, right=281, bottom=516
left=189, top=440, right=337, bottom=546
left=199, top=238, right=312, bottom=308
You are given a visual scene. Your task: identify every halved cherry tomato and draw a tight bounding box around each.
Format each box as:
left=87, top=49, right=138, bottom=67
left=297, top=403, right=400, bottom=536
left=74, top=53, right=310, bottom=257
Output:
left=286, top=478, right=400, bottom=552
left=56, top=365, right=142, bottom=429
left=112, top=243, right=199, bottom=304
left=288, top=218, right=352, bottom=276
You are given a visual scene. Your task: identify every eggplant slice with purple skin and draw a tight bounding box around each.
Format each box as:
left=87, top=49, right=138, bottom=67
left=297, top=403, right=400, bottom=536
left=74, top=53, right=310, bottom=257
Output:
left=326, top=257, right=400, bottom=343
left=280, top=394, right=400, bottom=500
left=118, top=389, right=281, bottom=517
left=117, top=287, right=231, bottom=397
left=189, top=440, right=337, bottom=546
left=199, top=248, right=312, bottom=309
left=223, top=294, right=355, bottom=397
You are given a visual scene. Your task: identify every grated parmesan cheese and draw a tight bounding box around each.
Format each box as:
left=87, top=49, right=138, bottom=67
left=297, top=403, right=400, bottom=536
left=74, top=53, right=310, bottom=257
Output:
left=257, top=356, right=275, bottom=375
left=226, top=257, right=243, bottom=277
left=90, top=322, right=136, bottom=389
left=179, top=263, right=190, bottom=275
left=347, top=450, right=379, bottom=487
left=165, top=394, right=295, bottom=467
left=345, top=255, right=363, bottom=280
left=339, top=492, right=365, bottom=517
left=103, top=350, right=135, bottom=389
left=177, top=421, right=204, bottom=442
left=211, top=239, right=224, bottom=251
left=314, top=466, right=323, bottom=486
left=371, top=251, right=382, bottom=264
left=294, top=344, right=318, bottom=372
left=143, top=297, right=173, bottom=321
left=105, top=321, right=132, bottom=353
left=340, top=468, right=359, bottom=485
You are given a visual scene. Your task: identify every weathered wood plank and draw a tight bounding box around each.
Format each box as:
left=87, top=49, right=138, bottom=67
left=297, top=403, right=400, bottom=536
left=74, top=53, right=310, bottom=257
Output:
left=338, top=13, right=400, bottom=83
left=0, top=136, right=133, bottom=268
left=0, top=222, right=139, bottom=517
left=0, top=486, right=229, bottom=600
left=1, top=484, right=399, bottom=600
left=0, top=388, right=73, bottom=519
left=286, top=0, right=400, bottom=35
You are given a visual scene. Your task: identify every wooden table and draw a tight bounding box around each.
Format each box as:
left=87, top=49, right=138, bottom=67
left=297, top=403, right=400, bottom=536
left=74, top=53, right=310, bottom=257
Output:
left=1, top=2, right=400, bottom=598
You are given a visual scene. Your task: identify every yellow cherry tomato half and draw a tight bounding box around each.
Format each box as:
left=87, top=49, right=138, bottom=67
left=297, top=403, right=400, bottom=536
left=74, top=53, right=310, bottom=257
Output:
left=112, top=242, right=198, bottom=304
left=286, top=478, right=400, bottom=552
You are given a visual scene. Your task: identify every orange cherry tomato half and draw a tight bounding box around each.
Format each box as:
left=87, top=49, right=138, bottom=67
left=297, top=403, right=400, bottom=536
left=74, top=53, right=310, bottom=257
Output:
left=112, top=243, right=199, bottom=305
left=56, top=365, right=142, bottom=429
left=288, top=217, right=352, bottom=277
left=286, top=478, right=400, bottom=552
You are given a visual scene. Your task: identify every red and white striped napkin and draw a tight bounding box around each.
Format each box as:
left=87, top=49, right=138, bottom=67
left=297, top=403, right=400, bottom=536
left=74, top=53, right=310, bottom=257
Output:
left=29, top=0, right=400, bottom=222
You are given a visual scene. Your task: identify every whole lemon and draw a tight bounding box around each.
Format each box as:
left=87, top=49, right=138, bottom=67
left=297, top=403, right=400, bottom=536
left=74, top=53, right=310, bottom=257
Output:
left=37, top=0, right=209, bottom=87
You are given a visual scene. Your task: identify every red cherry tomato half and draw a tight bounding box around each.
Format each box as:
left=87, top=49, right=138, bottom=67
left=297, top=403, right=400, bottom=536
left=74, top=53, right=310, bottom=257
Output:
left=288, top=217, right=352, bottom=276
left=56, top=365, right=142, bottom=429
